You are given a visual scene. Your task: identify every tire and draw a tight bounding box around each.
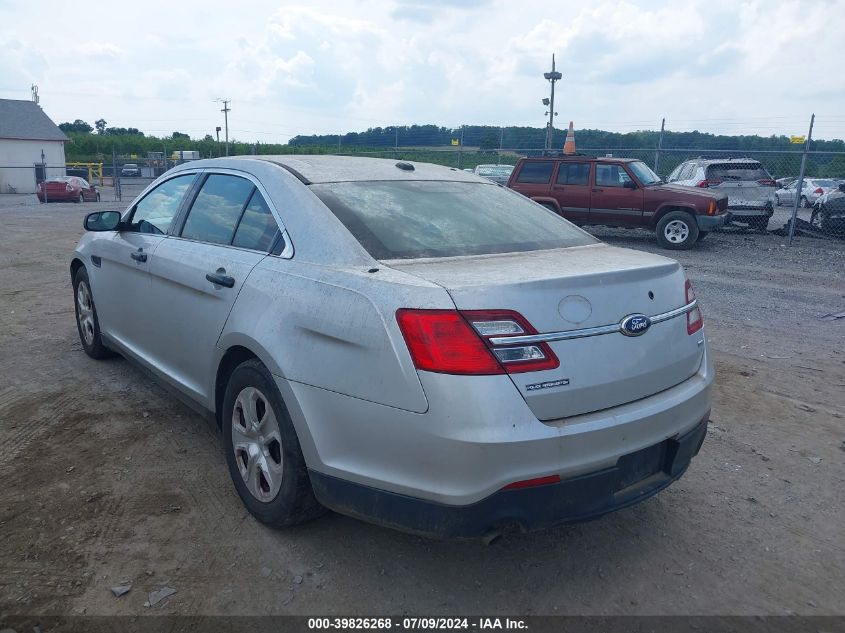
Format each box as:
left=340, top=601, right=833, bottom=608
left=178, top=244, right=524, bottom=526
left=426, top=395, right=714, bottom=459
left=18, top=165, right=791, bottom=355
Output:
left=73, top=267, right=112, bottom=359
left=539, top=202, right=560, bottom=215
left=222, top=359, right=324, bottom=527
left=696, top=231, right=709, bottom=242
left=655, top=211, right=699, bottom=250
left=801, top=196, right=810, bottom=208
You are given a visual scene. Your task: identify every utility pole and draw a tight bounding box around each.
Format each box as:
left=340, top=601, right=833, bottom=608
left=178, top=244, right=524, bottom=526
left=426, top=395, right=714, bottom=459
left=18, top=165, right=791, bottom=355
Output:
left=543, top=55, right=562, bottom=150
left=458, top=125, right=465, bottom=169
left=654, top=118, right=665, bottom=173
left=788, top=113, right=815, bottom=246
left=216, top=99, right=231, bottom=156
left=41, top=148, right=47, bottom=203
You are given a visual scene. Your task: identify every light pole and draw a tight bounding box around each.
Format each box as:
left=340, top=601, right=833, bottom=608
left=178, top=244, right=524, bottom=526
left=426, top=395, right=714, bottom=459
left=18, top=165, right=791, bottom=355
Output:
left=543, top=55, right=562, bottom=150
left=216, top=99, right=231, bottom=156
left=215, top=126, right=222, bottom=157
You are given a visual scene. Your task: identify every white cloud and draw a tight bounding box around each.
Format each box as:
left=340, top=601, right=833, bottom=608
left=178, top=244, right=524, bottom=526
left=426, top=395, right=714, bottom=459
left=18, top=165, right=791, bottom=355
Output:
left=0, top=0, right=842, bottom=141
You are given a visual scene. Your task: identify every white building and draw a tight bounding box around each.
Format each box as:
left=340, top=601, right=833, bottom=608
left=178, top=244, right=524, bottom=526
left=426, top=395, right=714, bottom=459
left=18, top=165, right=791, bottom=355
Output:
left=0, top=99, right=68, bottom=194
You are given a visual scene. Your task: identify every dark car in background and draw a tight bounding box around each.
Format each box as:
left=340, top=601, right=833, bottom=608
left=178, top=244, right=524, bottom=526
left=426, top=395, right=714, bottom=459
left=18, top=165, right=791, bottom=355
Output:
left=811, top=182, right=845, bottom=234
left=507, top=156, right=729, bottom=249
left=37, top=176, right=100, bottom=203
left=120, top=163, right=142, bottom=177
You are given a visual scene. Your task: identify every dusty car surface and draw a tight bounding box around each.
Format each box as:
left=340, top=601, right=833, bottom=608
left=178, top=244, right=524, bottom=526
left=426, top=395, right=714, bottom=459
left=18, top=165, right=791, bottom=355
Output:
left=70, top=155, right=713, bottom=539
left=507, top=155, right=729, bottom=249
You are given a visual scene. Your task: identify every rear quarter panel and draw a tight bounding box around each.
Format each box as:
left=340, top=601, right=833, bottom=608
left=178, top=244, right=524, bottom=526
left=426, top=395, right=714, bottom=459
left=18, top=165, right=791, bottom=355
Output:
left=220, top=258, right=455, bottom=414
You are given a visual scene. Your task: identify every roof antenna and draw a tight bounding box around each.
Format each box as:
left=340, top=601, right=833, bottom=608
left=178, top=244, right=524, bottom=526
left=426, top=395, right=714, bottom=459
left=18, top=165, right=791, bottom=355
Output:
left=31, top=84, right=39, bottom=105
left=395, top=161, right=414, bottom=171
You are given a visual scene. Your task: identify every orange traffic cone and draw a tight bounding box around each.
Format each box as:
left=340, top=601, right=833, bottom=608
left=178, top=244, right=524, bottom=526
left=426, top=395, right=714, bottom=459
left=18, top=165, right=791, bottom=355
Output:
left=563, top=121, right=576, bottom=154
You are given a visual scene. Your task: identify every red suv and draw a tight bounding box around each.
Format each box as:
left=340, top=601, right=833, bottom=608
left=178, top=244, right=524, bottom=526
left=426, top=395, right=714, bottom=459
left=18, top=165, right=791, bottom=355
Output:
left=507, top=156, right=730, bottom=249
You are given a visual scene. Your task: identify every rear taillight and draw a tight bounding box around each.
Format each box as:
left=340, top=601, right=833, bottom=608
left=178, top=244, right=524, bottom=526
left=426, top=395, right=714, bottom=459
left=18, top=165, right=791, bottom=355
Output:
left=757, top=179, right=778, bottom=187
left=503, top=474, right=561, bottom=490
left=685, top=280, right=703, bottom=335
left=696, top=179, right=722, bottom=188
left=814, top=187, right=824, bottom=194
left=464, top=310, right=559, bottom=373
left=395, top=309, right=558, bottom=375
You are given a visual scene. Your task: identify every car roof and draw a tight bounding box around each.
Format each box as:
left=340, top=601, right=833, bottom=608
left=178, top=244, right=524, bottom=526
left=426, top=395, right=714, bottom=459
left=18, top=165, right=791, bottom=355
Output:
left=227, top=155, right=486, bottom=184
left=520, top=155, right=636, bottom=164
left=688, top=157, right=762, bottom=165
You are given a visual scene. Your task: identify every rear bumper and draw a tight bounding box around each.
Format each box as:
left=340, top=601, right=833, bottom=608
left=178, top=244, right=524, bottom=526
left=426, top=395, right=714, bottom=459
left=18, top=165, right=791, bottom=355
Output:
left=696, top=212, right=730, bottom=230
left=728, top=206, right=772, bottom=217
left=310, top=418, right=708, bottom=539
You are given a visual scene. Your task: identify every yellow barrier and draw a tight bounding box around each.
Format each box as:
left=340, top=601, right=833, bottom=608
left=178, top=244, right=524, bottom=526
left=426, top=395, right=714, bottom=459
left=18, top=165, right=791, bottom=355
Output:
left=66, top=162, right=104, bottom=185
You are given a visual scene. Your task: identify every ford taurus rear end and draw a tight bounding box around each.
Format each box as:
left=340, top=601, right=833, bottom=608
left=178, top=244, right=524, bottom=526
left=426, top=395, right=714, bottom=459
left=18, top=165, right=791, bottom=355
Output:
left=305, top=176, right=713, bottom=538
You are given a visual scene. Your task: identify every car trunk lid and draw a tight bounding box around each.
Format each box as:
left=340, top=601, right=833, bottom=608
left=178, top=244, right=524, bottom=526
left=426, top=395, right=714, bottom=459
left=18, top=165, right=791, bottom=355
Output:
left=388, top=244, right=704, bottom=420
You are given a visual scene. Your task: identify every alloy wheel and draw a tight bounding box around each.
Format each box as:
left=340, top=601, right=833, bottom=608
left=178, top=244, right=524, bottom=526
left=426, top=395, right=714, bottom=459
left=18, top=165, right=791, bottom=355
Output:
left=663, top=219, right=690, bottom=244
left=76, top=281, right=96, bottom=346
left=231, top=386, right=284, bottom=502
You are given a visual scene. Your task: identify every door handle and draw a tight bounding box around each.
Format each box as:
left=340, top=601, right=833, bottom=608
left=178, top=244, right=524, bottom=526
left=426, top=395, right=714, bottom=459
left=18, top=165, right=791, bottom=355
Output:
left=206, top=272, right=235, bottom=288
left=130, top=249, right=147, bottom=263
left=591, top=188, right=603, bottom=193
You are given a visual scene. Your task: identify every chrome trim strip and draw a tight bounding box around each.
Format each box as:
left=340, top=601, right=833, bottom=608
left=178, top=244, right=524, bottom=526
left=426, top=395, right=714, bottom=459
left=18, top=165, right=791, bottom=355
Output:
left=488, top=300, right=698, bottom=345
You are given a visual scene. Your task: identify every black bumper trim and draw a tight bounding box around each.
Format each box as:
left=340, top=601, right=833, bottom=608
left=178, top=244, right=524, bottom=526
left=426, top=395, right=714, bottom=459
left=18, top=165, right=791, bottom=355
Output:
left=309, top=418, right=708, bottom=539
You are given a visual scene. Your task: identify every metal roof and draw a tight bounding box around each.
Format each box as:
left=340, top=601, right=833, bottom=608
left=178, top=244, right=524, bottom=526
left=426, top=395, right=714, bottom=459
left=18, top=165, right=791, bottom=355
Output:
left=0, top=99, right=69, bottom=142
left=228, top=154, right=488, bottom=184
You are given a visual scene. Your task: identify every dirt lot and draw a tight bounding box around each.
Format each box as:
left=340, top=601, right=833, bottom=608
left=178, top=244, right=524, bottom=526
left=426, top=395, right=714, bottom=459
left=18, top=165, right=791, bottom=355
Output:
left=1, top=194, right=844, bottom=618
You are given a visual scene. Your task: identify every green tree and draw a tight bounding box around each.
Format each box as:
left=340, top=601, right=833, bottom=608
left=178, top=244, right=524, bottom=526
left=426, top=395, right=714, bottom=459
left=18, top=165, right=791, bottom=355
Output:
left=94, top=119, right=107, bottom=135
left=59, top=119, right=93, bottom=133
left=479, top=132, right=499, bottom=151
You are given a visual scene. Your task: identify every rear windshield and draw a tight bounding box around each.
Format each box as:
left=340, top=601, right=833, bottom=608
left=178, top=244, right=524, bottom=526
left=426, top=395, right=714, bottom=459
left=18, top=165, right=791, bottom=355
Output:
left=706, top=163, right=770, bottom=181
left=311, top=181, right=596, bottom=260
left=812, top=179, right=838, bottom=188
left=475, top=166, right=513, bottom=177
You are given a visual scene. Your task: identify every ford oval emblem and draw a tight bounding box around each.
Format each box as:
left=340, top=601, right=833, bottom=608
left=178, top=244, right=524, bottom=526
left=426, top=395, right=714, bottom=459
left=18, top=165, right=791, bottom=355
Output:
left=620, top=313, right=651, bottom=337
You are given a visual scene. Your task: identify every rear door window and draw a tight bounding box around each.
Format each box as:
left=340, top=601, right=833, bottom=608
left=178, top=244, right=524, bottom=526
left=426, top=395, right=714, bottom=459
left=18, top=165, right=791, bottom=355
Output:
left=232, top=190, right=281, bottom=252
left=516, top=161, right=554, bottom=184
left=706, top=163, right=769, bottom=181
left=555, top=162, right=591, bottom=185
left=181, top=174, right=255, bottom=245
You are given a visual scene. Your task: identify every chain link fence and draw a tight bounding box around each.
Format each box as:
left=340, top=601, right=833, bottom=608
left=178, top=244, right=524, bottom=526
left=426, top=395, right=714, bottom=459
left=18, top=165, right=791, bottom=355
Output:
left=3, top=117, right=843, bottom=240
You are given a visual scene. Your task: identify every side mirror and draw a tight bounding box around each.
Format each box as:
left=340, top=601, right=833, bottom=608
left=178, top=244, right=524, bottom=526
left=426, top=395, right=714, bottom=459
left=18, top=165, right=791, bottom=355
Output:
left=659, top=175, right=668, bottom=182
left=84, top=211, right=122, bottom=232
left=623, top=180, right=638, bottom=189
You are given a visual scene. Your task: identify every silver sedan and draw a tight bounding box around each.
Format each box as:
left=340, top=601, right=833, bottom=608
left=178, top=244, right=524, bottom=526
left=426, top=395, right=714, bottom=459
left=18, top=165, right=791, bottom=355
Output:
left=71, top=156, right=713, bottom=538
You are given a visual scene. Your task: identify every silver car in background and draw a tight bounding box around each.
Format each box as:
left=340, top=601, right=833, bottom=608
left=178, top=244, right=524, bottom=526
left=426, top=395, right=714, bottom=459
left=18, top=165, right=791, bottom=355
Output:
left=774, top=178, right=840, bottom=208
left=71, top=156, right=712, bottom=539
left=473, top=164, right=515, bottom=185
left=668, top=157, right=777, bottom=230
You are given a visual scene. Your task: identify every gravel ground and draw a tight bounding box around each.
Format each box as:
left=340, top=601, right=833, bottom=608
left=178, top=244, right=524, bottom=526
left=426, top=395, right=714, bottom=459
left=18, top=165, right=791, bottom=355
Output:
left=0, top=196, right=843, bottom=619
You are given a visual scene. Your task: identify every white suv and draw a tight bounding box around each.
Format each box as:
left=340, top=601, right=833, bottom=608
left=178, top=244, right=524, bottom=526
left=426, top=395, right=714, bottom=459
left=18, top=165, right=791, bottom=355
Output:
left=667, top=158, right=777, bottom=231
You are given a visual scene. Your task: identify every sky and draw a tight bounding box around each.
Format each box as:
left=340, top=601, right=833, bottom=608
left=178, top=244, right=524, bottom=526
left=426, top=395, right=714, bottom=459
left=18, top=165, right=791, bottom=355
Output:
left=1, top=0, right=844, bottom=143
